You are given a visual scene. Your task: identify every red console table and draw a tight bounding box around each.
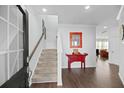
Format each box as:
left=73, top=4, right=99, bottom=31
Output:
left=66, top=53, right=88, bottom=70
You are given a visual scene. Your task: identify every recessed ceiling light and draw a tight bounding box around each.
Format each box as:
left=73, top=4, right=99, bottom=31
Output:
left=84, top=5, right=90, bottom=10
left=104, top=26, right=108, bottom=29
left=42, top=8, right=47, bottom=12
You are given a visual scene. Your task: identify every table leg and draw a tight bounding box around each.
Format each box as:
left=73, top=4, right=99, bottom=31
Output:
left=81, top=62, right=83, bottom=69
left=68, top=61, right=71, bottom=70
left=84, top=62, right=85, bottom=70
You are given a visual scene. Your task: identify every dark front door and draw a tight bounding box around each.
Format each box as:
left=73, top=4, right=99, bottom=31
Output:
left=0, top=5, right=29, bottom=88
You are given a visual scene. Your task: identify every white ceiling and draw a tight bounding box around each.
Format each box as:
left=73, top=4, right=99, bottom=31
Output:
left=27, top=5, right=121, bottom=25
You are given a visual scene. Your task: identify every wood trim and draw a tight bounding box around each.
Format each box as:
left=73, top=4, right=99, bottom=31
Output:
left=70, top=32, right=82, bottom=48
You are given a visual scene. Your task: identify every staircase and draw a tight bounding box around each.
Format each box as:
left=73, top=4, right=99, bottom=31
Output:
left=32, top=49, right=57, bottom=83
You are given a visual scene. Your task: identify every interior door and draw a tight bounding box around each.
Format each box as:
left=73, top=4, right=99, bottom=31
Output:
left=0, top=5, right=29, bottom=88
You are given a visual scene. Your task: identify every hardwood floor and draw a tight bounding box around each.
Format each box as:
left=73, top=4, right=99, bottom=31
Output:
left=31, top=59, right=124, bottom=88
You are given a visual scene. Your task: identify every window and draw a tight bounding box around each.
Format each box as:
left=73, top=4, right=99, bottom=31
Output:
left=96, top=39, right=109, bottom=49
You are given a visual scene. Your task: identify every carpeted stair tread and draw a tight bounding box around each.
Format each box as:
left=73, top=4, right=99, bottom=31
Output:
left=32, top=49, right=57, bottom=83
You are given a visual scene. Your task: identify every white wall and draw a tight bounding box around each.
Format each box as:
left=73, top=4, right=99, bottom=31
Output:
left=96, top=25, right=109, bottom=39
left=118, top=8, right=124, bottom=85
left=119, top=42, right=124, bottom=85
left=106, top=7, right=124, bottom=85
left=108, top=25, right=120, bottom=65
left=29, top=14, right=44, bottom=55
left=108, top=24, right=124, bottom=85
left=41, top=15, right=58, bottom=49
left=58, top=24, right=96, bottom=68
left=96, top=18, right=118, bottom=40
left=25, top=6, right=45, bottom=55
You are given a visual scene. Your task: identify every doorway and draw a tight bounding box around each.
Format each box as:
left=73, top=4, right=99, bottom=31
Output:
left=96, top=39, right=109, bottom=61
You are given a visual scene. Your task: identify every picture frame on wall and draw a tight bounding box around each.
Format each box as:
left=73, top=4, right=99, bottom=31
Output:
left=70, top=32, right=82, bottom=48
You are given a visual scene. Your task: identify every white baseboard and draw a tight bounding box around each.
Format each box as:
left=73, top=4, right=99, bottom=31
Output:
left=62, top=65, right=96, bottom=69
left=118, top=72, right=124, bottom=85
left=32, top=80, right=57, bottom=83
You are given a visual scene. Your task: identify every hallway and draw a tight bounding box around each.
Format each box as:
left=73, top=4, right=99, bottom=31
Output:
left=31, top=59, right=124, bottom=88
left=1, top=5, right=124, bottom=88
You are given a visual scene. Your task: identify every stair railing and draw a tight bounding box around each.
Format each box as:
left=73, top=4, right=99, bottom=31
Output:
left=27, top=32, right=45, bottom=63
left=27, top=32, right=45, bottom=84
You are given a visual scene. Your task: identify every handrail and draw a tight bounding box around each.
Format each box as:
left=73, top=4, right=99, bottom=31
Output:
left=27, top=33, right=45, bottom=63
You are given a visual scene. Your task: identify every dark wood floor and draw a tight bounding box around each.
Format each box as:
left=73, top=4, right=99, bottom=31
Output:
left=31, top=59, right=124, bottom=88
